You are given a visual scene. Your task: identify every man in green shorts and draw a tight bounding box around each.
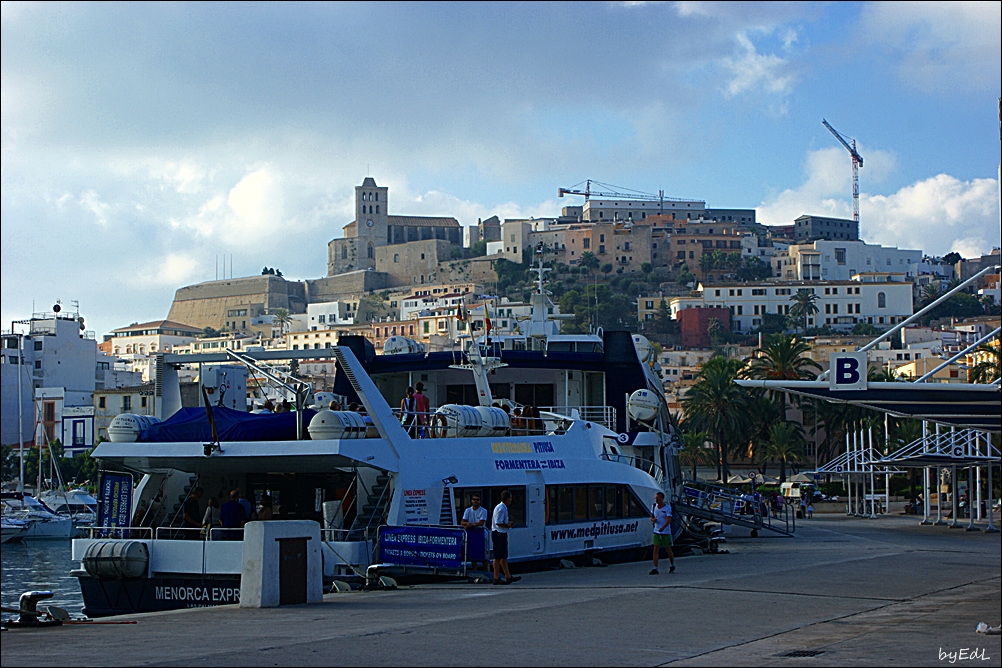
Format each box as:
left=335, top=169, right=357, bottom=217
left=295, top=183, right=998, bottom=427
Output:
left=650, top=491, right=675, bottom=575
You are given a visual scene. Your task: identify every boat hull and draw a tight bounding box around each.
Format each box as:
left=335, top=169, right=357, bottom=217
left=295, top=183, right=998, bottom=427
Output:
left=77, top=574, right=241, bottom=617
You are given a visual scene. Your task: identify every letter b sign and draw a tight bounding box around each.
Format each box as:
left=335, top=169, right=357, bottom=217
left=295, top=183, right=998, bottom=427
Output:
left=829, top=352, right=868, bottom=391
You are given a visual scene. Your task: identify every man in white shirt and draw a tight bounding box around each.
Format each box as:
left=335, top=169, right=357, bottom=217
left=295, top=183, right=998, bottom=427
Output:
left=491, top=491, right=521, bottom=585
left=461, top=494, right=490, bottom=572
left=650, top=492, right=675, bottom=575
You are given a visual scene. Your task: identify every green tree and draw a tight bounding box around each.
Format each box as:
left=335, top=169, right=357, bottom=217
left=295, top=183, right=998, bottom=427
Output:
left=789, top=289, right=820, bottom=333
left=649, top=299, right=676, bottom=336
left=201, top=326, right=220, bottom=338
left=641, top=262, right=653, bottom=276
left=678, top=430, right=715, bottom=481
left=578, top=251, right=599, bottom=273
left=851, top=322, right=880, bottom=336
left=763, top=421, right=806, bottom=483
left=600, top=263, right=613, bottom=275
left=707, top=317, right=725, bottom=348
left=450, top=247, right=464, bottom=260
left=698, top=253, right=714, bottom=275
left=744, top=334, right=821, bottom=419
left=745, top=393, right=782, bottom=467
left=470, top=240, right=488, bottom=257
left=682, top=356, right=750, bottom=481
left=941, top=252, right=961, bottom=266
left=272, top=308, right=292, bottom=335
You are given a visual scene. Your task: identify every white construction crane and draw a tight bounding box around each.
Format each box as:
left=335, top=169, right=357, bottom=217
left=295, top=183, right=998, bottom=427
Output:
left=822, top=119, right=864, bottom=223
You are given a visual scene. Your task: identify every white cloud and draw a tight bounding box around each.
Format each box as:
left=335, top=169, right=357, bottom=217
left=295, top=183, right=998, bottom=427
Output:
left=859, top=2, right=1001, bottom=91
left=758, top=148, right=1000, bottom=257
left=719, top=30, right=795, bottom=109
left=171, top=166, right=286, bottom=244
left=78, top=189, right=111, bottom=226
left=141, top=253, right=200, bottom=286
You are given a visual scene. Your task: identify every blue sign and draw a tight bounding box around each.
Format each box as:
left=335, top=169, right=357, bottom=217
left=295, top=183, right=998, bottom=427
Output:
left=98, top=472, right=133, bottom=538
left=378, top=525, right=466, bottom=570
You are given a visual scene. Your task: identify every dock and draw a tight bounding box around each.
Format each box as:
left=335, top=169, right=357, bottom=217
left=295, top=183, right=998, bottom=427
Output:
left=2, top=514, right=999, bottom=666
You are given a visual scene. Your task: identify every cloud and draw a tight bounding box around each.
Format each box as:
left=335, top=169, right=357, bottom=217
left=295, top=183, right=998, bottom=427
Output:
left=141, top=253, right=200, bottom=287
left=758, top=148, right=1000, bottom=256
left=720, top=31, right=794, bottom=99
left=169, top=166, right=286, bottom=244
left=859, top=2, right=1001, bottom=92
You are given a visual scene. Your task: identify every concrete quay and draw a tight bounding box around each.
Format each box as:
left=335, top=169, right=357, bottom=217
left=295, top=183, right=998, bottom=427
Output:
left=2, top=515, right=999, bottom=667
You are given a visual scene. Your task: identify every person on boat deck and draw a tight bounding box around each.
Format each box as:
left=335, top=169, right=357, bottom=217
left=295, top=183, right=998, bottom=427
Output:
left=460, top=494, right=490, bottom=572
left=278, top=399, right=292, bottom=413
left=263, top=400, right=275, bottom=413
left=328, top=400, right=341, bottom=411
left=510, top=407, right=524, bottom=436
left=413, top=382, right=430, bottom=435
left=257, top=494, right=274, bottom=521
left=219, top=490, right=247, bottom=540
left=182, top=487, right=203, bottom=539
left=400, top=387, right=419, bottom=437
left=202, top=495, right=221, bottom=538
left=237, top=489, right=255, bottom=520
left=491, top=490, right=521, bottom=586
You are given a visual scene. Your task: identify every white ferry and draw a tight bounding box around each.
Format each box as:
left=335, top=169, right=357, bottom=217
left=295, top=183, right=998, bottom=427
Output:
left=70, top=254, right=685, bottom=616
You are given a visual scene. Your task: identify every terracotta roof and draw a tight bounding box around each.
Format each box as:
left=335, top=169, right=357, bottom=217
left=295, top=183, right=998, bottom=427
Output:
left=388, top=215, right=460, bottom=228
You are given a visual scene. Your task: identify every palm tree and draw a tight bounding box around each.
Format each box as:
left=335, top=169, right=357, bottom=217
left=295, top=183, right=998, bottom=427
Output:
left=578, top=251, right=599, bottom=274
left=678, top=430, right=715, bottom=481
left=273, top=308, right=292, bottom=336
left=868, top=365, right=899, bottom=383
left=744, top=334, right=821, bottom=419
left=745, top=393, right=782, bottom=468
left=764, top=421, right=806, bottom=483
left=919, top=283, right=942, bottom=308
left=890, top=418, right=923, bottom=502
left=682, top=356, right=750, bottom=482
left=968, top=342, right=1000, bottom=383
left=789, top=289, right=819, bottom=333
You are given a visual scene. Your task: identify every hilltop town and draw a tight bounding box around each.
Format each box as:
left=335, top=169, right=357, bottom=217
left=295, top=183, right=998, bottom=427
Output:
left=2, top=176, right=999, bottom=461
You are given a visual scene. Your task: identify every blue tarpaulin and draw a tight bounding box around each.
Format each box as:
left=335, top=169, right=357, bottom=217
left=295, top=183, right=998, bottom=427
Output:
left=140, top=407, right=317, bottom=442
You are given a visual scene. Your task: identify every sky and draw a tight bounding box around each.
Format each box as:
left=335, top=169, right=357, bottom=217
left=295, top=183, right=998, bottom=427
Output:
left=2, top=1, right=1000, bottom=338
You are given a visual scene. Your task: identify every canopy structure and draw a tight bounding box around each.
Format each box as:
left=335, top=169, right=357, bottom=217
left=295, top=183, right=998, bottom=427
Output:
left=878, top=428, right=999, bottom=468
left=735, top=380, right=1001, bottom=432
left=816, top=448, right=905, bottom=475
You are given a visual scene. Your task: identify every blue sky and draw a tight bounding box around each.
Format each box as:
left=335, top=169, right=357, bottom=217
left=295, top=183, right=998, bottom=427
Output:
left=2, top=1, right=1000, bottom=337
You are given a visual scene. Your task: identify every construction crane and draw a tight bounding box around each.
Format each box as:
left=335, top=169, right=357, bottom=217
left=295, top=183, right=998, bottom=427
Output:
left=822, top=119, right=864, bottom=223
left=558, top=179, right=695, bottom=204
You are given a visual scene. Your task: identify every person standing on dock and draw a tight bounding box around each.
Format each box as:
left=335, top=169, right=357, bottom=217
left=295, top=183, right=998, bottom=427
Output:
left=461, top=494, right=490, bottom=572
left=649, top=492, right=675, bottom=575
left=491, top=491, right=521, bottom=585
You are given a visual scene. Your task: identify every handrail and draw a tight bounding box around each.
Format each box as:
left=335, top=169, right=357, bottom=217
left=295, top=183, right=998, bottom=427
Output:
left=86, top=526, right=153, bottom=539
left=600, top=453, right=664, bottom=483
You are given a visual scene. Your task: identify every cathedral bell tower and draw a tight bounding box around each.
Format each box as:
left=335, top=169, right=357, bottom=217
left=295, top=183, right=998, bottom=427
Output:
left=354, top=177, right=389, bottom=269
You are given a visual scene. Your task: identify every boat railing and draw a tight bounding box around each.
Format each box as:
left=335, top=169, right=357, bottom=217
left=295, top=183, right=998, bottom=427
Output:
left=599, top=453, right=664, bottom=484
left=389, top=405, right=616, bottom=438
left=86, top=526, right=154, bottom=539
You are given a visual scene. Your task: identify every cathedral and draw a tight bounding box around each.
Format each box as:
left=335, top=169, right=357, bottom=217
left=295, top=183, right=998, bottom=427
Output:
left=327, top=177, right=461, bottom=276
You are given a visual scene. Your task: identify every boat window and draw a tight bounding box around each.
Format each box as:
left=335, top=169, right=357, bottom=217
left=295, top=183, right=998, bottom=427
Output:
left=514, top=383, right=554, bottom=407
left=547, top=341, right=573, bottom=352
left=545, top=484, right=645, bottom=524
left=557, top=486, right=573, bottom=523
left=588, top=487, right=604, bottom=520
left=453, top=486, right=525, bottom=527
left=573, top=487, right=588, bottom=521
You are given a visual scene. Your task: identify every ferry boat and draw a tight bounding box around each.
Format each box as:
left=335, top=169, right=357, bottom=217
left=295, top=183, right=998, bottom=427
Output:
left=70, top=253, right=686, bottom=617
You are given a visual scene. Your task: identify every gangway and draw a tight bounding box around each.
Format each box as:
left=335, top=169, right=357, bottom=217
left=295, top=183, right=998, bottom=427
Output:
left=676, top=480, right=795, bottom=537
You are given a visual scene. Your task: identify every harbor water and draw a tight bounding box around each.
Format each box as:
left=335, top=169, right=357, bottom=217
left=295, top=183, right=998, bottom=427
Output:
left=1, top=540, right=83, bottom=615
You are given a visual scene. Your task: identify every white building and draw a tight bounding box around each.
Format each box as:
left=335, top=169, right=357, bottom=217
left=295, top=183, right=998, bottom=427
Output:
left=2, top=309, right=140, bottom=451
left=306, top=300, right=357, bottom=329
left=667, top=279, right=914, bottom=334
left=774, top=240, right=922, bottom=282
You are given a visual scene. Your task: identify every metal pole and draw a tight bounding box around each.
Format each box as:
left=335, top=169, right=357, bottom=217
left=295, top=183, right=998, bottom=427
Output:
left=986, top=431, right=998, bottom=532
left=934, top=426, right=946, bottom=525
left=884, top=413, right=890, bottom=514
left=869, top=425, right=876, bottom=518
left=949, top=464, right=960, bottom=528
left=17, top=332, right=24, bottom=492
left=846, top=431, right=852, bottom=516
left=817, top=264, right=1001, bottom=380
left=921, top=421, right=931, bottom=525
left=966, top=465, right=978, bottom=531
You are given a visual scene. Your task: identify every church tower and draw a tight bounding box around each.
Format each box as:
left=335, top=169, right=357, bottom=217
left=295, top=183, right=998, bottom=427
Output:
left=353, top=177, right=389, bottom=269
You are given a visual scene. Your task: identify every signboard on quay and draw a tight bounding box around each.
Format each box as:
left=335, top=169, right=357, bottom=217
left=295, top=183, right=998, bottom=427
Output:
left=98, top=471, right=134, bottom=538
left=378, top=525, right=466, bottom=571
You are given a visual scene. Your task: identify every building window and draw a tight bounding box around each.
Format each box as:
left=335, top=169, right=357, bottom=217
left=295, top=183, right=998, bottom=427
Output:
left=122, top=396, right=132, bottom=412
left=341, top=246, right=348, bottom=260
left=877, top=292, right=886, bottom=308
left=367, top=243, right=374, bottom=259
left=98, top=396, right=106, bottom=409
